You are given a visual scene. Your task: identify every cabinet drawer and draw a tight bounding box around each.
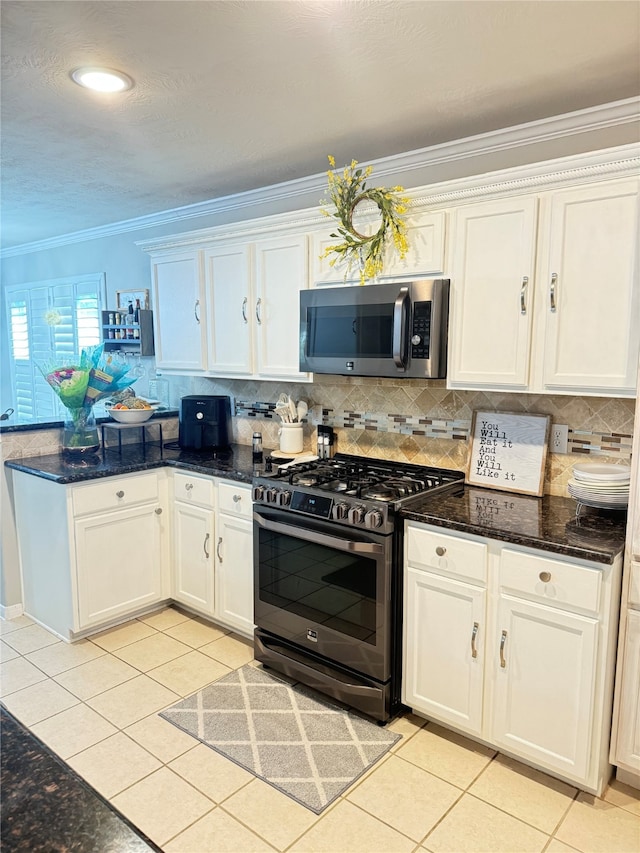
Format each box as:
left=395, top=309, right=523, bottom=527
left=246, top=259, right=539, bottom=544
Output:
left=72, top=474, right=159, bottom=517
left=173, top=471, right=215, bottom=508
left=500, top=549, right=602, bottom=614
left=406, top=524, right=487, bottom=584
left=218, top=481, right=252, bottom=518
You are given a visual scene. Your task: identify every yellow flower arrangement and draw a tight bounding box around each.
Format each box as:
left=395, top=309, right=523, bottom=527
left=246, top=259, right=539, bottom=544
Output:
left=321, top=155, right=410, bottom=284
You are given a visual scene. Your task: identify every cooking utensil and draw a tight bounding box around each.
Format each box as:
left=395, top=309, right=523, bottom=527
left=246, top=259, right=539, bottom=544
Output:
left=275, top=404, right=291, bottom=423
left=296, top=400, right=308, bottom=421
left=287, top=395, right=297, bottom=423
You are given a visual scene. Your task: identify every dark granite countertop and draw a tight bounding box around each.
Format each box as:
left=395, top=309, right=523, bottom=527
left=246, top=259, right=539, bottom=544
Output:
left=4, top=442, right=267, bottom=485
left=0, top=409, right=178, bottom=434
left=401, top=484, right=626, bottom=565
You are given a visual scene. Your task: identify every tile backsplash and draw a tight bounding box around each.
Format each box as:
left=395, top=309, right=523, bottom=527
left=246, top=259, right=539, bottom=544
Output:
left=5, top=375, right=634, bottom=498
left=185, top=374, right=635, bottom=496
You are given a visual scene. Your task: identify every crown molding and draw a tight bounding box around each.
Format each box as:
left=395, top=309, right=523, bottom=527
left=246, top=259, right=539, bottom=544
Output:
left=137, top=143, right=640, bottom=252
left=3, top=97, right=639, bottom=259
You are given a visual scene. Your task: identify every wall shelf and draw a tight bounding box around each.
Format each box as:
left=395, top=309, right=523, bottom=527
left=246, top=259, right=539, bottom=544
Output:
left=101, top=309, right=155, bottom=356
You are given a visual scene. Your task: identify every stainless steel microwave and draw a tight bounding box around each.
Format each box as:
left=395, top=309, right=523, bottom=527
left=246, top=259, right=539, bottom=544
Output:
left=299, top=280, right=449, bottom=378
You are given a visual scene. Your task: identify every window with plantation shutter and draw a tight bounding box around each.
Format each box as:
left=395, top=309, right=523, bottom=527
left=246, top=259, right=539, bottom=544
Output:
left=4, top=274, right=105, bottom=420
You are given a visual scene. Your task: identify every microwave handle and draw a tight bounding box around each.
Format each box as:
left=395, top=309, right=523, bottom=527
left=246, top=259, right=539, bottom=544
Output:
left=392, top=287, right=409, bottom=369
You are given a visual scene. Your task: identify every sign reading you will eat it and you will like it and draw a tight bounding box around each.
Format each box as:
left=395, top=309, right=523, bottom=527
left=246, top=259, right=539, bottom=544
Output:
left=467, top=411, right=551, bottom=497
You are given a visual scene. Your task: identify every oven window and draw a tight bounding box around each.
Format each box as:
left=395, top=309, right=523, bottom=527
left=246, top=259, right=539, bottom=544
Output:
left=307, top=303, right=393, bottom=358
left=258, top=528, right=378, bottom=644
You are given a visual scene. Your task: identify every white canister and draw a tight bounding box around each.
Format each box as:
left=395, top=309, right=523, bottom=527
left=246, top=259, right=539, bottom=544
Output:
left=279, top=423, right=304, bottom=454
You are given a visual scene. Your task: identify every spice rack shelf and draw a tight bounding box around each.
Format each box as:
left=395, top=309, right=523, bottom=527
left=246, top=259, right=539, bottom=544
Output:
left=101, top=309, right=155, bottom=356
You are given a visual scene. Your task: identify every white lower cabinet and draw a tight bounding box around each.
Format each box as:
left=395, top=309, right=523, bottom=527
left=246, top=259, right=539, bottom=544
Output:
left=614, top=608, right=640, bottom=773
left=404, top=521, right=622, bottom=795
left=13, top=470, right=170, bottom=639
left=171, top=473, right=254, bottom=638
left=214, top=482, right=254, bottom=637
left=173, top=502, right=215, bottom=615
left=404, top=567, right=485, bottom=735
left=491, top=594, right=598, bottom=781
left=75, top=502, right=166, bottom=629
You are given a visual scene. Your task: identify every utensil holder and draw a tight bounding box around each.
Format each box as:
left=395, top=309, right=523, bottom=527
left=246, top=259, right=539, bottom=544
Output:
left=279, top=423, right=304, bottom=454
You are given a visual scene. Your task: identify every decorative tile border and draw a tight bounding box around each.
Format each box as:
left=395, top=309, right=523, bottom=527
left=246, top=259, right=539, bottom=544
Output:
left=233, top=402, right=633, bottom=458
left=322, top=409, right=633, bottom=458
left=235, top=400, right=277, bottom=419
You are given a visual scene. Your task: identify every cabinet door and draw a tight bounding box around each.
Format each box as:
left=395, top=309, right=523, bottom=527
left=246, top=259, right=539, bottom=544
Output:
left=616, top=608, right=640, bottom=772
left=75, top=504, right=165, bottom=629
left=254, top=234, right=310, bottom=381
left=173, top=501, right=214, bottom=615
left=491, top=594, right=598, bottom=781
left=449, top=197, right=538, bottom=389
left=151, top=250, right=208, bottom=371
left=403, top=567, right=485, bottom=736
left=205, top=245, right=254, bottom=375
left=215, top=512, right=254, bottom=637
left=541, top=180, right=640, bottom=395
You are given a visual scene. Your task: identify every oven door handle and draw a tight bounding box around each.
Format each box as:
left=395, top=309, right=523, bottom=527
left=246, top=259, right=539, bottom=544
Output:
left=254, top=513, right=385, bottom=555
left=392, top=286, right=409, bottom=370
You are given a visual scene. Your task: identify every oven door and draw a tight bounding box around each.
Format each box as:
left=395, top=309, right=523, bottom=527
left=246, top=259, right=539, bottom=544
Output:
left=254, top=505, right=393, bottom=683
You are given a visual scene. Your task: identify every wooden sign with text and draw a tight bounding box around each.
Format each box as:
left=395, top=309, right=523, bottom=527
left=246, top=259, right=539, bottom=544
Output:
left=467, top=411, right=550, bottom=497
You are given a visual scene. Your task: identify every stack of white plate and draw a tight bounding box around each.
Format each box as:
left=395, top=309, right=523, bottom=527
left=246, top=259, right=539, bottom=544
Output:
left=567, top=462, right=631, bottom=510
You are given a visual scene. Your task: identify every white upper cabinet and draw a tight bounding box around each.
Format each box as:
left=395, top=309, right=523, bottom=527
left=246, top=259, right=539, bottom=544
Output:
left=254, top=233, right=310, bottom=381
left=151, top=250, right=208, bottom=372
left=538, top=180, right=640, bottom=395
left=449, top=196, right=538, bottom=389
left=449, top=178, right=640, bottom=397
left=204, top=244, right=254, bottom=376
left=311, top=210, right=447, bottom=286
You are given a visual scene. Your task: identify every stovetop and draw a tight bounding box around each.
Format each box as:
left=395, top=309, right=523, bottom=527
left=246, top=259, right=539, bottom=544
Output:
left=253, top=453, right=465, bottom=533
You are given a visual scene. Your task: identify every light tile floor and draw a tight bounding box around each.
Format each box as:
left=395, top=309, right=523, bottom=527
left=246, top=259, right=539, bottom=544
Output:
left=2, top=608, right=639, bottom=853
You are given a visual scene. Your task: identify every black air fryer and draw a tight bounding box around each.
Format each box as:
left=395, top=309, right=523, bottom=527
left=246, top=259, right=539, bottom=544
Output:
left=178, top=395, right=232, bottom=451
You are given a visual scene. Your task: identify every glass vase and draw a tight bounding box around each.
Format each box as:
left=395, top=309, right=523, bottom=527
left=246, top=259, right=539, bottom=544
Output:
left=62, top=406, right=100, bottom=458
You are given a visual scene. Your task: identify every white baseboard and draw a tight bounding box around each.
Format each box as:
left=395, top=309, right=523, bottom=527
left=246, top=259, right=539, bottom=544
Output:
left=0, top=603, right=24, bottom=621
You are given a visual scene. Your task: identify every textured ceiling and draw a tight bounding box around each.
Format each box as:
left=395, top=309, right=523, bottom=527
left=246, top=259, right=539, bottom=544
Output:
left=2, top=0, right=639, bottom=250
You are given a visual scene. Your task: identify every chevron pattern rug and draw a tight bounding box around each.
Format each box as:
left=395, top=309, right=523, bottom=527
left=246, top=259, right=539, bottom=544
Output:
left=160, top=664, right=400, bottom=813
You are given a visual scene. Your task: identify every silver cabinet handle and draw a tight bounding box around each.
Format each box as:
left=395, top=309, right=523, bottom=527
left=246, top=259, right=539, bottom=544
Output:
left=435, top=546, right=446, bottom=557
left=471, top=622, right=479, bottom=659
left=539, top=571, right=552, bottom=583
left=217, top=536, right=223, bottom=562
left=194, top=299, right=201, bottom=324
left=155, top=507, right=163, bottom=515
left=203, top=532, right=210, bottom=558
left=499, top=630, right=507, bottom=668
left=233, top=494, right=242, bottom=503
left=255, top=298, right=262, bottom=325
left=116, top=490, right=125, bottom=498
left=185, top=483, right=193, bottom=491
left=550, top=273, right=558, bottom=312
left=520, top=276, right=529, bottom=315
left=242, top=297, right=248, bottom=323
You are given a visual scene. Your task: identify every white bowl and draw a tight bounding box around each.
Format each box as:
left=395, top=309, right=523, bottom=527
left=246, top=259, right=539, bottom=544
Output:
left=109, top=408, right=154, bottom=424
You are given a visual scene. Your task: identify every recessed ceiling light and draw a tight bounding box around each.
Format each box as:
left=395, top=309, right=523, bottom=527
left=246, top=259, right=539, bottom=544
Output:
left=71, top=67, right=133, bottom=93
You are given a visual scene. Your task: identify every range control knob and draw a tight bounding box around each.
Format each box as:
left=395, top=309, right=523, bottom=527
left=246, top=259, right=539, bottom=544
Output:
left=265, top=487, right=279, bottom=503
left=364, top=509, right=383, bottom=529
left=411, top=334, right=422, bottom=346
left=332, top=501, right=349, bottom=520
left=348, top=504, right=366, bottom=525
left=252, top=485, right=265, bottom=501
left=277, top=490, right=292, bottom=507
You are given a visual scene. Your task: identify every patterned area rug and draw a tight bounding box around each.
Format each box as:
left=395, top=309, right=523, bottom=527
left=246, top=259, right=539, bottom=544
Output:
left=160, top=664, right=400, bottom=813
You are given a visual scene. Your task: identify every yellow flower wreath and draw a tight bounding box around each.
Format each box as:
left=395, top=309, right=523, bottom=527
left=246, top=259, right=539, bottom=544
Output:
left=321, top=156, right=410, bottom=284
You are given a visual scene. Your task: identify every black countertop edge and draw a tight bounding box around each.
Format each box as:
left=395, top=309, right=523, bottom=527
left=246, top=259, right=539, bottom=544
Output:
left=401, top=486, right=626, bottom=565
left=0, top=410, right=178, bottom=434
left=4, top=443, right=264, bottom=485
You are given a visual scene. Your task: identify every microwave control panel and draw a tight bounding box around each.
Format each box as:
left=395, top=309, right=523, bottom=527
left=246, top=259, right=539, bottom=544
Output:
left=411, top=302, right=431, bottom=359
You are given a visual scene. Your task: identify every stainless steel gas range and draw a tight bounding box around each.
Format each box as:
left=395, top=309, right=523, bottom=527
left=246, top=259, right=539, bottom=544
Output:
left=252, top=453, right=464, bottom=722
